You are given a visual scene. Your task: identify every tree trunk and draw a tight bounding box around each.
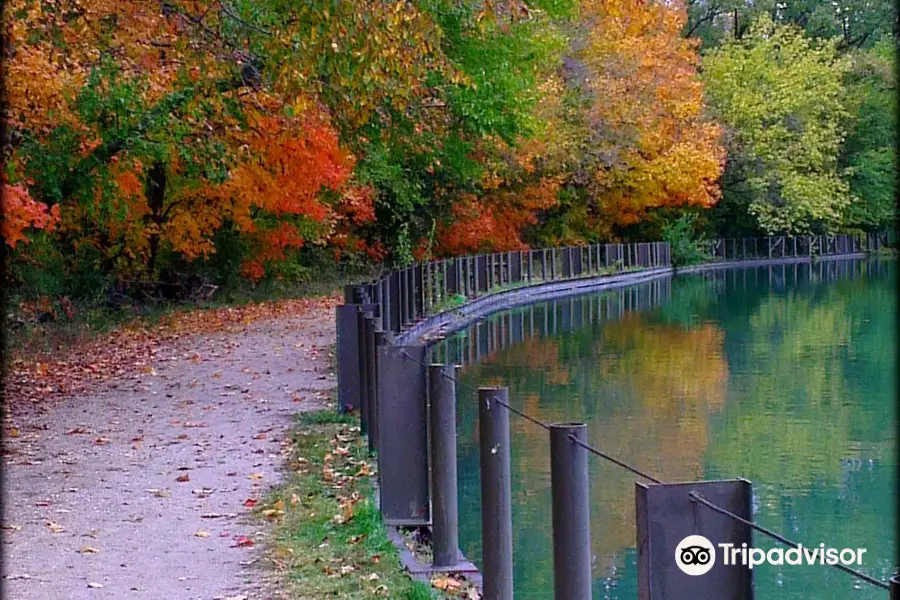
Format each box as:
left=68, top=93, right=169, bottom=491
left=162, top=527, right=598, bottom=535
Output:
left=145, top=161, right=167, bottom=277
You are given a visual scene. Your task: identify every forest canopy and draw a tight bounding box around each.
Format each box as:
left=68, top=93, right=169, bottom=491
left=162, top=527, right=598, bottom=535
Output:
left=2, top=0, right=896, bottom=302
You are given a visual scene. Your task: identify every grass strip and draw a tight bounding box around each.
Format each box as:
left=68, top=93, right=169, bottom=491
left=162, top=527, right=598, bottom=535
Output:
left=260, top=410, right=441, bottom=599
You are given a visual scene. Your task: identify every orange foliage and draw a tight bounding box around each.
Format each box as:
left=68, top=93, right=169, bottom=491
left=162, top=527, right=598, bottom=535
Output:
left=2, top=185, right=59, bottom=248
left=6, top=0, right=223, bottom=133
left=5, top=0, right=375, bottom=280
left=224, top=115, right=351, bottom=228
left=213, top=113, right=355, bottom=279
left=582, top=0, right=725, bottom=230
left=436, top=179, right=561, bottom=255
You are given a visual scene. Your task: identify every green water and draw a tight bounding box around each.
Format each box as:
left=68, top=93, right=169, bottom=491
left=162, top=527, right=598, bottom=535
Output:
left=441, top=259, right=896, bottom=599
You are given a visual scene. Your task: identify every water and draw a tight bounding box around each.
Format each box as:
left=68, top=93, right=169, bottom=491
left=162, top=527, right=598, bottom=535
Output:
left=434, top=259, right=896, bottom=599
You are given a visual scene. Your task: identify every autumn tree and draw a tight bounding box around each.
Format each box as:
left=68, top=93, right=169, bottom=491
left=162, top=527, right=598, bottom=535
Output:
left=572, top=0, right=725, bottom=238
left=3, top=0, right=444, bottom=295
left=703, top=16, right=852, bottom=235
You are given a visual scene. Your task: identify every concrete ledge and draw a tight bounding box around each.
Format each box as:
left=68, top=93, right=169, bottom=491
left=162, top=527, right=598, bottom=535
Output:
left=386, top=526, right=481, bottom=582
left=677, top=253, right=868, bottom=275
left=392, top=252, right=874, bottom=347
left=395, top=266, right=674, bottom=346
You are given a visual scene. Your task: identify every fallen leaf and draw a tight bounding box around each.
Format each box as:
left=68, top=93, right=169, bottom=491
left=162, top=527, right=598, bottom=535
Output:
left=194, top=530, right=210, bottom=538
left=175, top=474, right=190, bottom=483
left=231, top=536, right=254, bottom=548
left=87, top=582, right=104, bottom=589
left=78, top=546, right=100, bottom=554
left=243, top=498, right=258, bottom=508
left=249, top=473, right=263, bottom=480
left=433, top=576, right=462, bottom=591
left=46, top=521, right=65, bottom=534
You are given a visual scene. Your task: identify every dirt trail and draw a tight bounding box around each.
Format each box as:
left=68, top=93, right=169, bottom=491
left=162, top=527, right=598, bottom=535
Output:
left=2, top=299, right=337, bottom=600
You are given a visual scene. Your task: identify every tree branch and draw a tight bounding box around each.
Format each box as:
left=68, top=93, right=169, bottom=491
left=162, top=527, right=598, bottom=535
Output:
left=216, top=1, right=273, bottom=35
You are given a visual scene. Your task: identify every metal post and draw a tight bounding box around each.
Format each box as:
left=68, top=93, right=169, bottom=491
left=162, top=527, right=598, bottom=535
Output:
left=378, top=345, right=430, bottom=524
left=400, top=268, right=409, bottom=326
left=406, top=267, right=415, bottom=322
left=488, top=254, right=494, bottom=289
left=550, top=423, right=592, bottom=600
left=357, top=309, right=370, bottom=435
left=430, top=364, right=459, bottom=568
left=372, top=329, right=387, bottom=450
left=414, top=264, right=423, bottom=320
left=464, top=256, right=470, bottom=296
left=343, top=285, right=357, bottom=304
left=542, top=249, right=548, bottom=280
left=890, top=573, right=899, bottom=599
left=527, top=250, right=533, bottom=282
left=365, top=317, right=378, bottom=451
left=388, top=271, right=399, bottom=333
left=479, top=387, right=514, bottom=600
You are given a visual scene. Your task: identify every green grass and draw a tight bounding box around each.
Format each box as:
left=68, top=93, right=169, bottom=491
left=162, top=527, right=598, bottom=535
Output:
left=261, top=410, right=441, bottom=599
left=430, top=293, right=468, bottom=314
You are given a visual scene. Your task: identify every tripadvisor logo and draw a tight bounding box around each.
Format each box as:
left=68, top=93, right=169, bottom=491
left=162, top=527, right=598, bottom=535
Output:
left=675, top=535, right=716, bottom=576
left=675, top=535, right=867, bottom=576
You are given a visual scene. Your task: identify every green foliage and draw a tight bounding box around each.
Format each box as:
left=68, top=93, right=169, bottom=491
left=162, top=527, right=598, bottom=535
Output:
left=662, top=214, right=708, bottom=266
left=840, top=40, right=897, bottom=230
left=686, top=0, right=898, bottom=50
left=703, top=16, right=852, bottom=235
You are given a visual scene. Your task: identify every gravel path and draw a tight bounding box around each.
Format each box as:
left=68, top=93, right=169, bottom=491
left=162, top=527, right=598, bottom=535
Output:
left=2, top=302, right=336, bottom=600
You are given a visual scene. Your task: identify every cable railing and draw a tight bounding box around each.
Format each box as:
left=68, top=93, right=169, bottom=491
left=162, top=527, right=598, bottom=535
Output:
left=336, top=232, right=897, bottom=599
left=393, top=344, right=895, bottom=597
